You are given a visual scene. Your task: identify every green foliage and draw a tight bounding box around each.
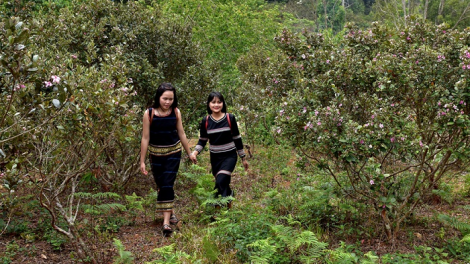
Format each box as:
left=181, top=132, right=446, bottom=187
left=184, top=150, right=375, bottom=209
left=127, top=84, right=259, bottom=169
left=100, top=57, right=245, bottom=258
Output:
left=112, top=238, right=134, bottom=264
left=211, top=210, right=276, bottom=262
left=238, top=19, right=470, bottom=242
left=125, top=192, right=144, bottom=223
left=43, top=229, right=68, bottom=251
left=148, top=243, right=193, bottom=264
left=444, top=237, right=470, bottom=261
left=438, top=214, right=470, bottom=234
left=76, top=192, right=125, bottom=215
left=202, top=235, right=220, bottom=263
left=158, top=0, right=284, bottom=92
left=182, top=164, right=234, bottom=209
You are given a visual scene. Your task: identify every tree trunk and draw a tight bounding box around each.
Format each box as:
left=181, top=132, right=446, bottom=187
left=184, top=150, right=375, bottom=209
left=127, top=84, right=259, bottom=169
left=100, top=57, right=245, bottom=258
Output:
left=423, top=0, right=429, bottom=20
left=437, top=0, right=445, bottom=24
left=401, top=0, right=407, bottom=27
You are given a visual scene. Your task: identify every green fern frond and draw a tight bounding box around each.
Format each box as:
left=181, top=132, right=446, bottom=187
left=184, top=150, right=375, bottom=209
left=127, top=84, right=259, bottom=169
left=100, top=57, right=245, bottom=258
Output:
left=438, top=214, right=470, bottom=233
left=80, top=203, right=126, bottom=215
left=281, top=214, right=302, bottom=226
left=150, top=243, right=191, bottom=264
left=361, top=251, right=379, bottom=264
left=153, top=243, right=175, bottom=255
left=248, top=238, right=277, bottom=264
left=325, top=245, right=358, bottom=264
left=461, top=234, right=470, bottom=244
left=271, top=225, right=296, bottom=251
left=113, top=238, right=134, bottom=264
left=297, top=231, right=327, bottom=258
left=75, top=191, right=121, bottom=200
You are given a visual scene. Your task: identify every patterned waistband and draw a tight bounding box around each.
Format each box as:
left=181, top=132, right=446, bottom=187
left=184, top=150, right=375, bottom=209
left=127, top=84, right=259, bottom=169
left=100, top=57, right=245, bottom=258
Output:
left=209, top=141, right=236, bottom=153
left=148, top=141, right=182, bottom=156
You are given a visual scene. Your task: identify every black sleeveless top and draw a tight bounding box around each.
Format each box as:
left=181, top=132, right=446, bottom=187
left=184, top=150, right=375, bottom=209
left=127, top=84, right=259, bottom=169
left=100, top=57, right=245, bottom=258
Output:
left=148, top=107, right=181, bottom=156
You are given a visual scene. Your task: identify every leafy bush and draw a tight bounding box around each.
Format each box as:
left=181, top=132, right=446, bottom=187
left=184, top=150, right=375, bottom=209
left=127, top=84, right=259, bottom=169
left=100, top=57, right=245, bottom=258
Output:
left=238, top=19, right=470, bottom=245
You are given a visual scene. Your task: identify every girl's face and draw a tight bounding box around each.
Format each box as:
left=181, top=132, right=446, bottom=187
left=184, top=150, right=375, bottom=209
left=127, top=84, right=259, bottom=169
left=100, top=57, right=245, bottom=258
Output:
left=159, top=91, right=174, bottom=110
left=209, top=97, right=224, bottom=114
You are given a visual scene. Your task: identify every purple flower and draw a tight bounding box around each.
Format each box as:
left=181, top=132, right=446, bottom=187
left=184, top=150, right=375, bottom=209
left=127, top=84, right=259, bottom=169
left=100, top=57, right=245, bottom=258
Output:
left=419, top=141, right=424, bottom=147
left=360, top=139, right=364, bottom=144
left=379, top=124, right=384, bottom=128
left=44, top=81, right=52, bottom=87
left=317, top=121, right=321, bottom=126
left=390, top=137, right=395, bottom=142
left=370, top=180, right=374, bottom=185
left=277, top=128, right=281, bottom=134
left=302, top=107, right=307, bottom=113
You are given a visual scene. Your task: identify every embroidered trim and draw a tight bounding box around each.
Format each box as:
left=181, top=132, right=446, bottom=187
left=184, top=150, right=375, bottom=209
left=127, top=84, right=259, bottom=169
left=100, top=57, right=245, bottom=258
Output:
left=237, top=149, right=246, bottom=156
left=216, top=170, right=232, bottom=176
left=232, top=135, right=241, bottom=140
left=195, top=145, right=203, bottom=153
left=209, top=142, right=236, bottom=152
left=149, top=141, right=182, bottom=156
left=207, top=127, right=231, bottom=134
left=156, top=201, right=174, bottom=212
left=210, top=114, right=227, bottom=123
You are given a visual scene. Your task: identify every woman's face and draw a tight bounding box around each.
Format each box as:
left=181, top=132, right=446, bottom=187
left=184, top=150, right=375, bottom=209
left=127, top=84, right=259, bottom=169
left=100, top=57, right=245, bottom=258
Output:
left=209, top=97, right=224, bottom=114
left=159, top=91, right=174, bottom=110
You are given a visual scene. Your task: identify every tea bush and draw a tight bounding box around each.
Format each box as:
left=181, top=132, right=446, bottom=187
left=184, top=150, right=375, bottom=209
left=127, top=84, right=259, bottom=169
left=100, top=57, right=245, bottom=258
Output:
left=238, top=20, right=470, bottom=244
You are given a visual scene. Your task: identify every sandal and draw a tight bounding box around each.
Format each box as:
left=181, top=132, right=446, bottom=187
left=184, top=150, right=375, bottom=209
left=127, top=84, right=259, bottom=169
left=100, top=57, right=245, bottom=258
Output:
left=162, top=224, right=173, bottom=235
left=169, top=214, right=179, bottom=225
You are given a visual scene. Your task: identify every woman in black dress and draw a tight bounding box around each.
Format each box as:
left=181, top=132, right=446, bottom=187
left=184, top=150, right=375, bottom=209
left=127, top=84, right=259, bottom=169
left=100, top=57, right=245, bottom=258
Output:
left=192, top=92, right=249, bottom=208
left=140, top=83, right=196, bottom=234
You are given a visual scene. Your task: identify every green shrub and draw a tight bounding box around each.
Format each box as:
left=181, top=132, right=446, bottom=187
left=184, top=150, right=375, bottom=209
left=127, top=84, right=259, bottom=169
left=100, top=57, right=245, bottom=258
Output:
left=238, top=19, right=470, bottom=244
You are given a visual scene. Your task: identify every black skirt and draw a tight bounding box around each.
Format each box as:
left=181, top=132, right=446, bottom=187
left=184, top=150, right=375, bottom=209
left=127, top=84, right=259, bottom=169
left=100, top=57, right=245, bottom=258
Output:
left=150, top=151, right=181, bottom=212
left=210, top=150, right=237, bottom=198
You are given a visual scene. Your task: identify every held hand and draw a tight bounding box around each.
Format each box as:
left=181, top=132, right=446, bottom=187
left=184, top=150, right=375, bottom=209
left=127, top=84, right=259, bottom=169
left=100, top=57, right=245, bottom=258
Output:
left=140, top=162, right=148, bottom=175
left=189, top=153, right=198, bottom=164
left=242, top=159, right=249, bottom=171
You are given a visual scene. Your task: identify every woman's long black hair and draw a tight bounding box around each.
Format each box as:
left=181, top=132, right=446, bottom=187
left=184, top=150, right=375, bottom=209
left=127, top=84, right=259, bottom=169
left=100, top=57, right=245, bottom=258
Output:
left=206, top=91, right=227, bottom=114
left=153, top=83, right=178, bottom=109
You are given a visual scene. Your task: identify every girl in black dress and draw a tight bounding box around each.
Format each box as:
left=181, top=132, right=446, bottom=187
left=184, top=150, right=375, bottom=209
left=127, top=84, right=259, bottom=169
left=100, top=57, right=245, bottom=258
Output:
left=192, top=92, right=249, bottom=208
left=140, top=83, right=197, bottom=234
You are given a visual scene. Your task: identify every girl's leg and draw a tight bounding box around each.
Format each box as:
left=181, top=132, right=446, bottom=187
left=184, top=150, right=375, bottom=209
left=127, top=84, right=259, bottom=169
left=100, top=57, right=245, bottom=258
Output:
left=163, top=211, right=171, bottom=225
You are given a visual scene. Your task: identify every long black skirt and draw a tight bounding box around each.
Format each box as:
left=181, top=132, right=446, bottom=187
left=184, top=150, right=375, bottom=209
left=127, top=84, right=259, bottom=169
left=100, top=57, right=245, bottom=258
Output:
left=150, top=151, right=181, bottom=212
left=210, top=150, right=237, bottom=198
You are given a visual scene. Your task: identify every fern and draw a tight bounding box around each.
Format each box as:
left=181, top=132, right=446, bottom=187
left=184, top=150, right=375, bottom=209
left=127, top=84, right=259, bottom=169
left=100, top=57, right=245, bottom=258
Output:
left=361, top=251, right=379, bottom=264
left=268, top=224, right=328, bottom=262
left=148, top=243, right=192, bottom=264
left=75, top=192, right=121, bottom=199
left=113, top=238, right=134, bottom=264
left=438, top=214, right=470, bottom=234
left=325, top=242, right=359, bottom=264
left=461, top=234, right=470, bottom=244
left=247, top=238, right=277, bottom=264
left=80, top=203, right=126, bottom=215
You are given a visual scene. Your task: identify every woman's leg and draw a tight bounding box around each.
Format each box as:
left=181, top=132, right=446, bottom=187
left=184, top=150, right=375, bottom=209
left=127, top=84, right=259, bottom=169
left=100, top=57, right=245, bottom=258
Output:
left=211, top=151, right=237, bottom=205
